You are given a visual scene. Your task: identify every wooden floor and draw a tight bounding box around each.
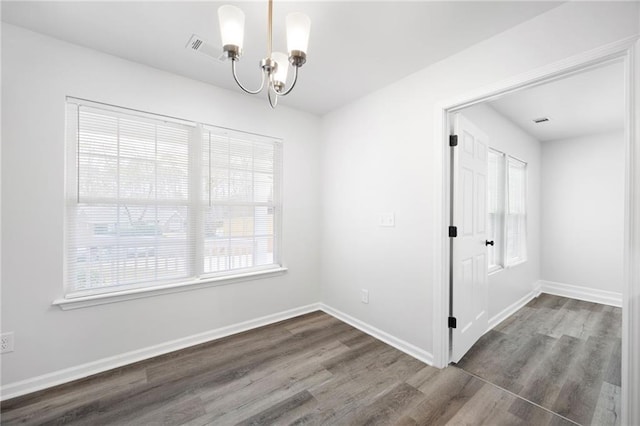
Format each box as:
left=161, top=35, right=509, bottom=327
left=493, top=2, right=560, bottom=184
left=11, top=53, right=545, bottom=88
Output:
left=456, top=294, right=621, bottom=426
left=1, top=295, right=619, bottom=425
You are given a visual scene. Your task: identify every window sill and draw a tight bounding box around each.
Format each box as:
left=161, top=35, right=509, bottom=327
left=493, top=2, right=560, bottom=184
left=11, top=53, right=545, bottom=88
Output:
left=506, top=259, right=527, bottom=269
left=488, top=266, right=503, bottom=275
left=52, top=267, right=288, bottom=311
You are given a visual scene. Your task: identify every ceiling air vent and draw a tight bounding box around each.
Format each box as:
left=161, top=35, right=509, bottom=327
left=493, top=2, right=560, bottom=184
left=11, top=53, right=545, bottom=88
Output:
left=533, top=117, right=550, bottom=124
left=185, top=34, right=225, bottom=62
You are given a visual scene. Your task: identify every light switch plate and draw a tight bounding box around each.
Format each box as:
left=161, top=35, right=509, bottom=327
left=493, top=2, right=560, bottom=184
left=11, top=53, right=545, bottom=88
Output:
left=378, top=212, right=395, bottom=227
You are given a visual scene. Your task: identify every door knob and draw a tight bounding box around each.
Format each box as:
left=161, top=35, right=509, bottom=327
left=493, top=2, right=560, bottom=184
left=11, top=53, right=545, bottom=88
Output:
left=485, top=240, right=494, bottom=246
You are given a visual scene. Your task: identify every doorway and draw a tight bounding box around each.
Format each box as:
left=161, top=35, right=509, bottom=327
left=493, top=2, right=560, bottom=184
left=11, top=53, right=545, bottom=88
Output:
left=449, top=59, right=624, bottom=424
left=432, top=39, right=639, bottom=425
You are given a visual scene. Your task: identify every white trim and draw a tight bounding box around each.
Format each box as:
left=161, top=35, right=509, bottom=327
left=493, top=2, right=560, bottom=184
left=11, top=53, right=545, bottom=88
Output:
left=538, top=280, right=623, bottom=308
left=432, top=105, right=450, bottom=369
left=488, top=287, right=540, bottom=331
left=320, top=304, right=434, bottom=366
left=434, top=35, right=639, bottom=424
left=0, top=302, right=319, bottom=401
left=53, top=267, right=288, bottom=310
left=623, top=36, right=640, bottom=426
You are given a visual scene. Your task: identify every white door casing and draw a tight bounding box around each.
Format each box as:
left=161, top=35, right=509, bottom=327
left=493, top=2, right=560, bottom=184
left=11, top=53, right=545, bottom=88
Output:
left=451, top=114, right=489, bottom=363
left=433, top=37, right=638, bottom=425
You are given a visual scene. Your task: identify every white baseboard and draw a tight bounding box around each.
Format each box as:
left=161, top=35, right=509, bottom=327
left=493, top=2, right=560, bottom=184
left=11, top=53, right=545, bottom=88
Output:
left=488, top=287, right=540, bottom=330
left=319, top=304, right=434, bottom=366
left=0, top=303, right=321, bottom=401
left=538, top=280, right=622, bottom=307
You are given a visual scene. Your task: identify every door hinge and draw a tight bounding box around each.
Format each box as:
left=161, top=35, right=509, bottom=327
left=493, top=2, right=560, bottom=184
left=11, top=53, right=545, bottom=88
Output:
left=448, top=226, right=457, bottom=238
left=448, top=317, right=457, bottom=328
left=449, top=134, right=458, bottom=147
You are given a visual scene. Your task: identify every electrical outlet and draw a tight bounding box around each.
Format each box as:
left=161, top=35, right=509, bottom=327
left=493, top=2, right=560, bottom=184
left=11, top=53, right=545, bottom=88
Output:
left=361, top=289, right=369, bottom=304
left=1, top=332, right=14, bottom=354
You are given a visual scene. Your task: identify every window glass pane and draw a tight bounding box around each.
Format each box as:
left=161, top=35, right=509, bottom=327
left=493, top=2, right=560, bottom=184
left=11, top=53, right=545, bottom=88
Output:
left=487, top=149, right=504, bottom=270
left=68, top=105, right=192, bottom=295
left=254, top=173, right=273, bottom=203
left=201, top=128, right=281, bottom=276
left=506, top=157, right=527, bottom=265
left=68, top=203, right=189, bottom=292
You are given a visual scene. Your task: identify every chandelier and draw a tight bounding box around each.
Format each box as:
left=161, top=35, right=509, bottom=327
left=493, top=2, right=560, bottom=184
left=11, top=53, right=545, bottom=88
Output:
left=218, top=0, right=311, bottom=108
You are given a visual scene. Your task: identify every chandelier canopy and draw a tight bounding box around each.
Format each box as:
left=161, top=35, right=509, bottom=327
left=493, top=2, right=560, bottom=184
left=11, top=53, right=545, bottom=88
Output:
left=218, top=0, right=311, bottom=108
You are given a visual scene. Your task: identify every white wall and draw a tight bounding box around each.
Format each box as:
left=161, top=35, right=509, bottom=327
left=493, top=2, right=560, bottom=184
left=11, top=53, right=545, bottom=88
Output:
left=321, top=2, right=639, bottom=356
left=541, top=131, right=625, bottom=293
left=460, top=104, right=541, bottom=320
left=1, top=24, right=322, bottom=387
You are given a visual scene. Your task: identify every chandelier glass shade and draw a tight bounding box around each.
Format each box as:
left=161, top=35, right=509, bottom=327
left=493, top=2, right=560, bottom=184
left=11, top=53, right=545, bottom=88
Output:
left=218, top=0, right=310, bottom=108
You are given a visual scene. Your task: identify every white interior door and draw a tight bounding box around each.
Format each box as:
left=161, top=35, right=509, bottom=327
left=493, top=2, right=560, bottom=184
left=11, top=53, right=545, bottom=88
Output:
left=451, top=114, right=489, bottom=363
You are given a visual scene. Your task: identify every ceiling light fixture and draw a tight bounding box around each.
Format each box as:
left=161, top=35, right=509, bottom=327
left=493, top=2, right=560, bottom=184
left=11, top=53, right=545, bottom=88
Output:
left=218, top=0, right=310, bottom=108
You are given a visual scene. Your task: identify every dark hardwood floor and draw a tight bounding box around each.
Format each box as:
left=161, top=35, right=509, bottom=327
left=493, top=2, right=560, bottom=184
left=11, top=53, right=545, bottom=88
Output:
left=456, top=293, right=622, bottom=426
left=1, top=295, right=618, bottom=425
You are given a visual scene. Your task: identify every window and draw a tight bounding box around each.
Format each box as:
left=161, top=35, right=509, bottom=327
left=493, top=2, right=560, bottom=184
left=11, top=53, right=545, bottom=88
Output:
left=506, top=157, right=527, bottom=265
left=65, top=99, right=282, bottom=298
left=486, top=149, right=527, bottom=271
left=487, top=150, right=504, bottom=272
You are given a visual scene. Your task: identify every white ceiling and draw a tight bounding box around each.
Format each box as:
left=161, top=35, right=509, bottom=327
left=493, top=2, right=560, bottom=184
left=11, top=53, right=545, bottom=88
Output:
left=1, top=1, right=563, bottom=115
left=488, top=60, right=625, bottom=142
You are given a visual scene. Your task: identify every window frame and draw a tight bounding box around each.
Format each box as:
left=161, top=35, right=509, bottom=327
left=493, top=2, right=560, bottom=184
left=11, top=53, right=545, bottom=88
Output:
left=486, top=148, right=527, bottom=273
left=487, top=149, right=505, bottom=274
left=60, top=98, right=285, bottom=308
left=505, top=156, right=528, bottom=267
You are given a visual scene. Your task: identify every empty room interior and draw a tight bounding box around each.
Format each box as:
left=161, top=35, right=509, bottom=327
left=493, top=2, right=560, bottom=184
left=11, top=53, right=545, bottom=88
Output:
left=1, top=1, right=640, bottom=425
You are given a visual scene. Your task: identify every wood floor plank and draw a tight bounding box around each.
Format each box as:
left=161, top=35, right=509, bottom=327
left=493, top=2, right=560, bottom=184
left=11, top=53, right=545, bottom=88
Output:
left=542, top=306, right=592, bottom=340
left=494, top=332, right=556, bottom=393
left=196, top=338, right=349, bottom=406
left=564, top=298, right=604, bottom=313
left=308, top=362, right=404, bottom=422
left=405, top=365, right=441, bottom=389
left=234, top=390, right=318, bottom=426
left=447, top=381, right=530, bottom=425
left=518, top=334, right=584, bottom=408
left=114, top=394, right=206, bottom=426
left=343, top=382, right=424, bottom=425
left=527, top=293, right=570, bottom=310
left=1, top=298, right=622, bottom=426
left=402, top=367, right=485, bottom=425
left=0, top=368, right=148, bottom=425
left=200, top=354, right=333, bottom=423
left=552, top=335, right=617, bottom=425
left=456, top=330, right=522, bottom=378
left=507, top=397, right=576, bottom=426
left=590, top=382, right=621, bottom=426
left=604, top=337, right=622, bottom=387
left=458, top=294, right=622, bottom=426
left=494, top=306, right=537, bottom=334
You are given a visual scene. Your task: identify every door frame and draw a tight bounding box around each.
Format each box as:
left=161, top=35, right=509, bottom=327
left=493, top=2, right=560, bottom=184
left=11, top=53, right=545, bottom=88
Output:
left=432, top=36, right=640, bottom=425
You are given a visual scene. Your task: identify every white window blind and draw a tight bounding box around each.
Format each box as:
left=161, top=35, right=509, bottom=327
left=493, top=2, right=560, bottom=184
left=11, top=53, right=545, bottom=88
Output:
left=201, top=127, right=282, bottom=276
left=65, top=100, right=282, bottom=297
left=486, top=150, right=527, bottom=271
left=506, top=157, right=527, bottom=265
left=487, top=149, right=504, bottom=271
